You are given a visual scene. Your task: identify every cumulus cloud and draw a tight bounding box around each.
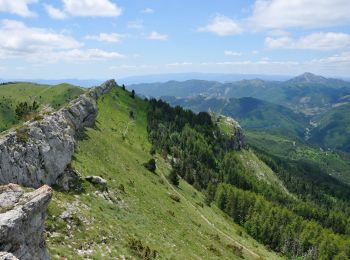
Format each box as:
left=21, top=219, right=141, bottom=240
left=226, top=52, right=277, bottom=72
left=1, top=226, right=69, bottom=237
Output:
left=44, top=4, right=67, bottom=20
left=147, top=31, right=168, bottom=41
left=248, top=0, right=350, bottom=29
left=198, top=15, right=242, bottom=36
left=85, top=33, right=124, bottom=43
left=224, top=51, right=242, bottom=56
left=0, top=20, right=125, bottom=62
left=62, top=0, right=122, bottom=17
left=0, top=19, right=81, bottom=56
left=266, top=32, right=350, bottom=50
left=0, top=0, right=37, bottom=17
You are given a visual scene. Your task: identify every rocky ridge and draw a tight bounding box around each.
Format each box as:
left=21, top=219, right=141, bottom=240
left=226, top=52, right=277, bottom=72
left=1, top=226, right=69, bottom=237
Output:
left=0, top=80, right=116, bottom=188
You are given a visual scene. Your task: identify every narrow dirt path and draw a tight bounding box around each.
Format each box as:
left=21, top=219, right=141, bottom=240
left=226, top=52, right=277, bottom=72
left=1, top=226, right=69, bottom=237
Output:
left=161, top=173, right=261, bottom=259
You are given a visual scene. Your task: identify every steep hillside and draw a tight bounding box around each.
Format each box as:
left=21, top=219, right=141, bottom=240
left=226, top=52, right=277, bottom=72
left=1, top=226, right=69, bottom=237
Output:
left=0, top=82, right=84, bottom=131
left=146, top=94, right=350, bottom=259
left=310, top=104, right=350, bottom=152
left=46, top=86, right=279, bottom=259
left=163, top=95, right=308, bottom=137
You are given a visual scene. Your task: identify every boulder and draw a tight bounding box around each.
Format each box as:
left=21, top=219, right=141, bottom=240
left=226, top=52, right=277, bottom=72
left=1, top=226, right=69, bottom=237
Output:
left=0, top=184, right=53, bottom=260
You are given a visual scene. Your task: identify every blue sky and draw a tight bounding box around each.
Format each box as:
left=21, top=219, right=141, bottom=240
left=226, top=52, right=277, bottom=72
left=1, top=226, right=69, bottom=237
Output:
left=0, top=0, right=350, bottom=79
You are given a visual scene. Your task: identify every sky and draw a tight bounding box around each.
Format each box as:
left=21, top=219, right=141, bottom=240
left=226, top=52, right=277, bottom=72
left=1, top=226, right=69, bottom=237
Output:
left=0, top=0, right=350, bottom=79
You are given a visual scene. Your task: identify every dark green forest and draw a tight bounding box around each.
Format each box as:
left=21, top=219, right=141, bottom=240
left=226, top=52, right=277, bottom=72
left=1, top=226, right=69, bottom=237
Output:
left=146, top=98, right=350, bottom=260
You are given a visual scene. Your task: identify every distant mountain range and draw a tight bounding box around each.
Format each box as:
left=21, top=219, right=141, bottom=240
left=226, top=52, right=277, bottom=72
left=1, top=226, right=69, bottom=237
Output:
left=118, top=72, right=292, bottom=84
left=129, top=72, right=350, bottom=153
left=163, top=95, right=308, bottom=138
left=131, top=72, right=350, bottom=116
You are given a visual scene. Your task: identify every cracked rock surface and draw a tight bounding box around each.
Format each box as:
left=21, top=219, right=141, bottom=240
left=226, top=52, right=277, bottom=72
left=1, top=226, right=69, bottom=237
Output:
left=0, top=184, right=53, bottom=260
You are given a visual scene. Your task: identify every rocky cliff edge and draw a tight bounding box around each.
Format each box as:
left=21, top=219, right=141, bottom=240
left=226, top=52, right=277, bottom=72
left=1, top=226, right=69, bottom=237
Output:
left=0, top=79, right=117, bottom=188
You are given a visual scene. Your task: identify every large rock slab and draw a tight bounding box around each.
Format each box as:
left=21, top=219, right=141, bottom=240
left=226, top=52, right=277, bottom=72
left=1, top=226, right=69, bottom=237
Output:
left=0, top=80, right=116, bottom=188
left=0, top=184, right=53, bottom=260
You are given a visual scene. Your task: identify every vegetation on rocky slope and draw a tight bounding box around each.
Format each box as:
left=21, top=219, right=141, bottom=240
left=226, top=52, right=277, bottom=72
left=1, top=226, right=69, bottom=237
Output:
left=0, top=82, right=83, bottom=131
left=46, top=86, right=278, bottom=259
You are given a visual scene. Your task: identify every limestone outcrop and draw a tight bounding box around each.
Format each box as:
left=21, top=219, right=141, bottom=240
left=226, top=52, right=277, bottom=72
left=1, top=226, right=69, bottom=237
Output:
left=212, top=114, right=245, bottom=150
left=0, top=184, right=53, bottom=260
left=0, top=80, right=116, bottom=188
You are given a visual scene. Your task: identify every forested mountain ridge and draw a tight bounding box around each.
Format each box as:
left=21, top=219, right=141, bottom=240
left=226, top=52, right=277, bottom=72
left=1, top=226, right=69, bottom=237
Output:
left=310, top=103, right=350, bottom=152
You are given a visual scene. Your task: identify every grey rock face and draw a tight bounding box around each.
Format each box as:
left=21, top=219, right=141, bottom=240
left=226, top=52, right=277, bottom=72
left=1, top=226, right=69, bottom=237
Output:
left=0, top=184, right=53, bottom=260
left=0, top=80, right=116, bottom=188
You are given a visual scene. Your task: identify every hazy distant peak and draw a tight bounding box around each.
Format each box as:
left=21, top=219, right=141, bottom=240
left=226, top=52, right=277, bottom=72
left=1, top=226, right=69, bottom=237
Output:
left=287, top=72, right=328, bottom=84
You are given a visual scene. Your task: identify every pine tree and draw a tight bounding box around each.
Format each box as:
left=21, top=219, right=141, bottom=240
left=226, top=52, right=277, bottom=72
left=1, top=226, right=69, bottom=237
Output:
left=168, top=169, right=179, bottom=187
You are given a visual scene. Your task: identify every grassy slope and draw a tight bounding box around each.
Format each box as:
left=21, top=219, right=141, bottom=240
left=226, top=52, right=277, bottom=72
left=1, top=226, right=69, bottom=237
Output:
left=246, top=130, right=350, bottom=185
left=47, top=87, right=281, bottom=259
left=0, top=82, right=84, bottom=131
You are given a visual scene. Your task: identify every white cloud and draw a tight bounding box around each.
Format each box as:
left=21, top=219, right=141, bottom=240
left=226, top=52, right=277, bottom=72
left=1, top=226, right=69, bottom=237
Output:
left=128, top=19, right=143, bottom=29
left=62, top=0, right=122, bottom=17
left=309, top=52, right=350, bottom=65
left=224, top=51, right=242, bottom=56
left=53, top=49, right=125, bottom=62
left=0, top=20, right=125, bottom=63
left=0, top=19, right=81, bottom=57
left=141, top=8, right=154, bottom=14
left=85, top=33, right=124, bottom=43
left=248, top=0, right=350, bottom=29
left=267, top=29, right=290, bottom=37
left=266, top=32, right=350, bottom=50
left=198, top=15, right=242, bottom=36
left=44, top=4, right=67, bottom=20
left=147, top=31, right=168, bottom=41
left=0, top=0, right=37, bottom=17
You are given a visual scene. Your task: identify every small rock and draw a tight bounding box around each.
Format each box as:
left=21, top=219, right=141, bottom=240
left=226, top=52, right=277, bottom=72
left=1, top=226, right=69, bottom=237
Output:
left=56, top=168, right=81, bottom=191
left=85, top=176, right=107, bottom=188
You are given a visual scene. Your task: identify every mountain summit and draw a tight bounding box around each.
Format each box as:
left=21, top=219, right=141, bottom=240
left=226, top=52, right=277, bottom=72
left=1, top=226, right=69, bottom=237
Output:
left=286, top=72, right=347, bottom=87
